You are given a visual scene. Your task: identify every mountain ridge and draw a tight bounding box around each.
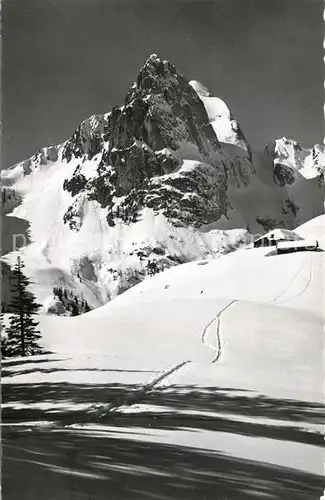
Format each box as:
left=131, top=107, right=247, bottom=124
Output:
left=1, top=53, right=324, bottom=314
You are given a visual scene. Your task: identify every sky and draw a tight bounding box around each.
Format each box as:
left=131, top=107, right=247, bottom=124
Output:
left=2, top=0, right=324, bottom=168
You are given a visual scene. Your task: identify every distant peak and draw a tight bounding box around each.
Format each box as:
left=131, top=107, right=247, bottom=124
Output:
left=264, top=137, right=303, bottom=153
left=143, top=53, right=164, bottom=70
left=145, top=53, right=161, bottom=63
left=275, top=137, right=304, bottom=154
left=125, top=54, right=180, bottom=100
left=141, top=53, right=177, bottom=76
left=277, top=137, right=300, bottom=147
left=278, top=137, right=293, bottom=143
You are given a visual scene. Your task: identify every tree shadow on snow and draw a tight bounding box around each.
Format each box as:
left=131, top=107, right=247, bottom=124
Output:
left=2, top=382, right=324, bottom=440
left=2, top=426, right=324, bottom=500
left=2, top=367, right=159, bottom=378
left=2, top=382, right=325, bottom=499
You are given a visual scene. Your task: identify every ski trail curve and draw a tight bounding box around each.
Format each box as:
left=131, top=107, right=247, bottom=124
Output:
left=201, top=299, right=238, bottom=363
left=20, top=298, right=239, bottom=430
left=274, top=254, right=313, bottom=305
left=90, top=298, right=240, bottom=423
left=270, top=255, right=310, bottom=304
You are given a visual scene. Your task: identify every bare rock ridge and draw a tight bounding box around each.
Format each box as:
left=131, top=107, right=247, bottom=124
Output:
left=59, top=54, right=323, bottom=233
left=5, top=53, right=323, bottom=233
left=62, top=54, right=231, bottom=229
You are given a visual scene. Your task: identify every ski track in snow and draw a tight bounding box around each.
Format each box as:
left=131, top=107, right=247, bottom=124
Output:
left=9, top=360, right=192, bottom=430
left=270, top=254, right=311, bottom=305
left=6, top=302, right=240, bottom=429
left=275, top=255, right=313, bottom=305
left=86, top=360, right=191, bottom=421
left=118, top=252, right=317, bottom=418
left=201, top=299, right=238, bottom=362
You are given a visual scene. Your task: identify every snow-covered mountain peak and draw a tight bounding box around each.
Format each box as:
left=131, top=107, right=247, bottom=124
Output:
left=275, top=137, right=304, bottom=156
left=190, top=80, right=250, bottom=154
left=264, top=137, right=325, bottom=180
left=93, top=55, right=223, bottom=207
left=1, top=54, right=324, bottom=315
left=129, top=53, right=180, bottom=98
left=189, top=80, right=212, bottom=98
left=142, top=53, right=175, bottom=72
left=144, top=53, right=161, bottom=65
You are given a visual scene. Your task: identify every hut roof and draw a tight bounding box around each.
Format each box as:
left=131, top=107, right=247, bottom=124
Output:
left=254, top=229, right=303, bottom=244
left=277, top=239, right=318, bottom=250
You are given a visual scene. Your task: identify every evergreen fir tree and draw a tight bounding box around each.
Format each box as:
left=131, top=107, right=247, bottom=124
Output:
left=71, top=302, right=79, bottom=316
left=5, top=256, right=43, bottom=357
left=1, top=313, right=8, bottom=358
left=53, top=286, right=63, bottom=302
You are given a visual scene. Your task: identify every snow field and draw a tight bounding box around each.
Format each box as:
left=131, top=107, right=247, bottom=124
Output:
left=2, top=216, right=324, bottom=478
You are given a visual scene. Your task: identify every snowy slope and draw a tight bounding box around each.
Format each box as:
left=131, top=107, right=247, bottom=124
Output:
left=2, top=152, right=250, bottom=310
left=5, top=215, right=321, bottom=394
left=295, top=213, right=325, bottom=244
left=3, top=216, right=324, bottom=480
left=31, top=249, right=322, bottom=402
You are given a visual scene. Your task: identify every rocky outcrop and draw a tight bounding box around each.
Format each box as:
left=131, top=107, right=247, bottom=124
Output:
left=273, top=164, right=295, bottom=187
left=62, top=54, right=229, bottom=229
left=62, top=113, right=111, bottom=162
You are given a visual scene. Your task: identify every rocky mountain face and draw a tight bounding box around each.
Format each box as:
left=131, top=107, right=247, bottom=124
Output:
left=60, top=54, right=324, bottom=234
left=62, top=54, right=229, bottom=231
left=1, top=54, right=324, bottom=313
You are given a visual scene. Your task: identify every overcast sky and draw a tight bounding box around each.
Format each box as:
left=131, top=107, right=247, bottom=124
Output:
left=2, top=0, right=323, bottom=167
